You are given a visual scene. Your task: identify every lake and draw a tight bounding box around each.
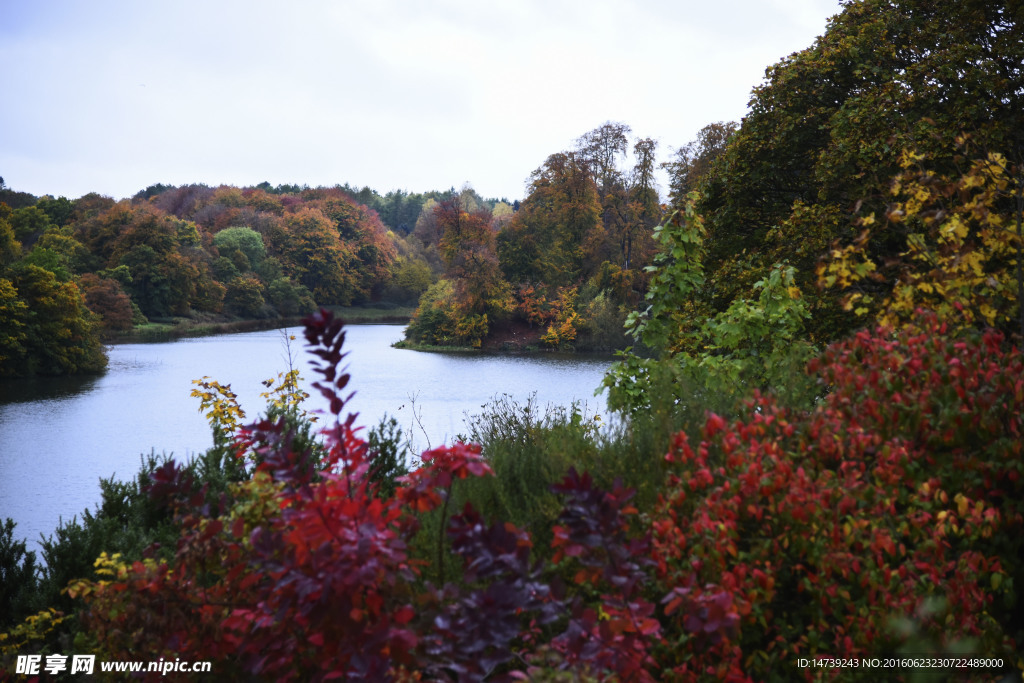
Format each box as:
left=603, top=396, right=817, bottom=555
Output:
left=0, top=324, right=612, bottom=549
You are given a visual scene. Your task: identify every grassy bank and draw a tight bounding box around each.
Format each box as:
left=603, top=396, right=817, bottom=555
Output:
left=107, top=305, right=414, bottom=344
left=391, top=339, right=479, bottom=352
left=106, top=317, right=301, bottom=344
left=325, top=305, right=415, bottom=324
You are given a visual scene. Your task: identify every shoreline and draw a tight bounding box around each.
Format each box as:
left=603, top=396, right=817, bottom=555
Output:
left=106, top=306, right=414, bottom=345
left=392, top=338, right=619, bottom=360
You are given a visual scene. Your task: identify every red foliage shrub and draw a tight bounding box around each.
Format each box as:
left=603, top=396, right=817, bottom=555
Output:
left=652, top=313, right=1021, bottom=680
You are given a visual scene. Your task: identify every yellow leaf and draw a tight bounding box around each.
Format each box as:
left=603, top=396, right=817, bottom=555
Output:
left=955, top=493, right=969, bottom=516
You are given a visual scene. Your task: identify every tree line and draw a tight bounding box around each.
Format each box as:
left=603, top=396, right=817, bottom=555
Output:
left=0, top=181, right=465, bottom=377
left=1, top=118, right=727, bottom=376
left=405, top=122, right=689, bottom=351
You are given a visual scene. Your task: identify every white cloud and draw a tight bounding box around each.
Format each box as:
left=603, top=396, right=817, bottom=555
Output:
left=0, top=0, right=844, bottom=201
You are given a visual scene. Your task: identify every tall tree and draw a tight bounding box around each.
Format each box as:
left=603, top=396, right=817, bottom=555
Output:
left=303, top=189, right=397, bottom=301
left=119, top=245, right=171, bottom=318
left=623, top=137, right=661, bottom=270
left=662, top=121, right=737, bottom=205
left=0, top=277, right=29, bottom=374
left=35, top=196, right=75, bottom=227
left=695, top=0, right=1024, bottom=343
left=2, top=264, right=105, bottom=376
left=78, top=273, right=134, bottom=333
left=8, top=206, right=52, bottom=245
left=498, top=152, right=602, bottom=287
left=576, top=122, right=632, bottom=202
left=435, top=193, right=493, bottom=272
left=271, top=208, right=359, bottom=305
left=435, top=192, right=509, bottom=316
left=0, top=212, right=22, bottom=266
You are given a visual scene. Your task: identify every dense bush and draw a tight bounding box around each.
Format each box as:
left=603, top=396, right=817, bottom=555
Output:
left=224, top=274, right=267, bottom=318
left=0, top=519, right=39, bottom=631
left=652, top=313, right=1021, bottom=679
left=4, top=309, right=1012, bottom=681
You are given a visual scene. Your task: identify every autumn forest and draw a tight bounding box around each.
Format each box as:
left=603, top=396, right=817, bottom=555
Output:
left=2, top=0, right=1024, bottom=680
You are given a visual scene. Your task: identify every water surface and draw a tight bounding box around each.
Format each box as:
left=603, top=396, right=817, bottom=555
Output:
left=0, top=325, right=610, bottom=548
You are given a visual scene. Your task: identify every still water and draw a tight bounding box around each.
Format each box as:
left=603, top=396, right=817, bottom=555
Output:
left=0, top=325, right=611, bottom=549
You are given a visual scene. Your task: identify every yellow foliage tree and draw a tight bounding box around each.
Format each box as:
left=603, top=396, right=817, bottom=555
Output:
left=540, top=286, right=583, bottom=349
left=191, top=376, right=246, bottom=438
left=819, top=147, right=1023, bottom=335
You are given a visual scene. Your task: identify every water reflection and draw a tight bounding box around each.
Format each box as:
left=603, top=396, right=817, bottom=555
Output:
left=0, top=371, right=103, bottom=404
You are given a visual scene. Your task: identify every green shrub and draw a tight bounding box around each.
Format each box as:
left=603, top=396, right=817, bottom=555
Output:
left=0, top=518, right=40, bottom=630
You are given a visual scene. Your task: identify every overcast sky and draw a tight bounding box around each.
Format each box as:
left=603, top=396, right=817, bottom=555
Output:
left=1, top=0, right=844, bottom=202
